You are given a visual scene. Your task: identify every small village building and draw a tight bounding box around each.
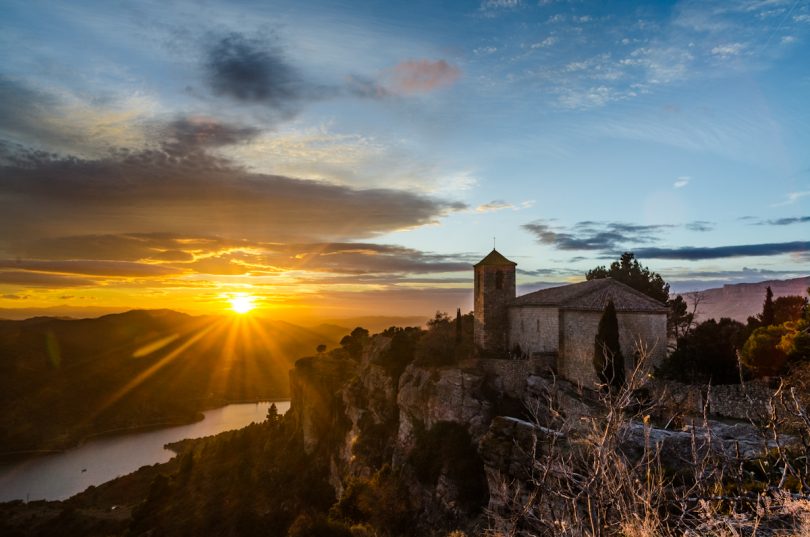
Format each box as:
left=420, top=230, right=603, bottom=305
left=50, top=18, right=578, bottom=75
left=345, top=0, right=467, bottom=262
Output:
left=473, top=249, right=668, bottom=386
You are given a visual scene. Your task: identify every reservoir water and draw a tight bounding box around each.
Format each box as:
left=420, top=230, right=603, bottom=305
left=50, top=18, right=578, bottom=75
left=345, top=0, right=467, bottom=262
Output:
left=0, top=401, right=290, bottom=502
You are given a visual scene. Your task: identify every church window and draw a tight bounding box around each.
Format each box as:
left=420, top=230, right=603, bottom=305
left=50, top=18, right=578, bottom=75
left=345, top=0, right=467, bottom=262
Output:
left=495, top=270, right=503, bottom=290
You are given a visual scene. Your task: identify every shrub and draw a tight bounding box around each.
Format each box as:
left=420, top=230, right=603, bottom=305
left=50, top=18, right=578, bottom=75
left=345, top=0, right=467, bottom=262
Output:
left=659, top=317, right=747, bottom=384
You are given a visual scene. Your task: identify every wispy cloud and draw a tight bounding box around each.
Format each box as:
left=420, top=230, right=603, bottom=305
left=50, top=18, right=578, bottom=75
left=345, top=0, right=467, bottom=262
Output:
left=750, top=215, right=810, bottom=226
left=772, top=190, right=810, bottom=206
left=385, top=59, right=461, bottom=94
left=475, top=199, right=534, bottom=213
left=674, top=176, right=691, bottom=188
left=523, top=220, right=673, bottom=251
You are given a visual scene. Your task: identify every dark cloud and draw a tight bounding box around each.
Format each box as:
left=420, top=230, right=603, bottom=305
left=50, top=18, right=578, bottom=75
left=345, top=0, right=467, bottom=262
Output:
left=522, top=220, right=670, bottom=251
left=634, top=241, right=810, bottom=260
left=345, top=75, right=391, bottom=99
left=0, top=271, right=94, bottom=287
left=755, top=216, right=810, bottom=226
left=0, top=259, right=181, bottom=277
left=162, top=117, right=259, bottom=153
left=204, top=33, right=337, bottom=113
left=685, top=220, right=715, bottom=232
left=2, top=233, right=471, bottom=278
left=0, top=142, right=465, bottom=244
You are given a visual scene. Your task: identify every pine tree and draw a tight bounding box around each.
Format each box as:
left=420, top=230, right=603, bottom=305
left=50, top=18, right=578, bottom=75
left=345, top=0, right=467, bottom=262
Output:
left=594, top=300, right=625, bottom=389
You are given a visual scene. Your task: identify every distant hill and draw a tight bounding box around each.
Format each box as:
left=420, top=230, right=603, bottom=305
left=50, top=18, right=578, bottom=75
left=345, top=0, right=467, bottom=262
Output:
left=0, top=309, right=346, bottom=452
left=312, top=315, right=430, bottom=333
left=683, top=276, right=810, bottom=323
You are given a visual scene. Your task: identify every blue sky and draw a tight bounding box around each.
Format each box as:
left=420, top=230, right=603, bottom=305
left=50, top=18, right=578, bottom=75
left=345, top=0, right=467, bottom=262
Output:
left=0, top=0, right=808, bottom=318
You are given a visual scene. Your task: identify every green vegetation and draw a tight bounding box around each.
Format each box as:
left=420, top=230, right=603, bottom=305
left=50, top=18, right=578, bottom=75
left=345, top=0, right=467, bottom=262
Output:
left=413, top=311, right=474, bottom=367
left=659, top=317, right=747, bottom=384
left=375, top=325, right=422, bottom=381
left=661, top=286, right=810, bottom=383
left=586, top=251, right=669, bottom=303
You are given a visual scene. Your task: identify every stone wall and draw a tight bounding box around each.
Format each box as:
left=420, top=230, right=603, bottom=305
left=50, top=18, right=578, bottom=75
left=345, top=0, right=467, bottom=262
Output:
left=474, top=264, right=516, bottom=353
left=473, top=357, right=552, bottom=400
left=507, top=306, right=559, bottom=357
left=559, top=310, right=667, bottom=387
left=648, top=379, right=783, bottom=423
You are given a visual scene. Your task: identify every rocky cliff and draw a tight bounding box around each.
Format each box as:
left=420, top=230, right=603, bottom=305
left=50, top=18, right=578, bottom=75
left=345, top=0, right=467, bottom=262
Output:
left=287, top=334, right=805, bottom=535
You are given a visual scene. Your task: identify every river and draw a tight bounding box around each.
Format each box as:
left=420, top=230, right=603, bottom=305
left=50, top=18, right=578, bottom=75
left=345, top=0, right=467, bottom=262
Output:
left=0, top=401, right=290, bottom=502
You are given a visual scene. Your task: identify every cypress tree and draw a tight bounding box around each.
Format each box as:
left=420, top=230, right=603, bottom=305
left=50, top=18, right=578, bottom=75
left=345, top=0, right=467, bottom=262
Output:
left=455, top=308, right=462, bottom=343
left=760, top=286, right=775, bottom=327
left=594, top=300, right=625, bottom=389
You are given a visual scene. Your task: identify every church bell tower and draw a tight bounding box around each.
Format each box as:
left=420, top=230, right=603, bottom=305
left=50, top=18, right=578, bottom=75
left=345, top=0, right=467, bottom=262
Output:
left=473, top=249, right=516, bottom=354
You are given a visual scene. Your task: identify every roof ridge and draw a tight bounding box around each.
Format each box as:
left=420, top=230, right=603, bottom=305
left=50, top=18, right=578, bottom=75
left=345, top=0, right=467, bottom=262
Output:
left=602, top=278, right=667, bottom=307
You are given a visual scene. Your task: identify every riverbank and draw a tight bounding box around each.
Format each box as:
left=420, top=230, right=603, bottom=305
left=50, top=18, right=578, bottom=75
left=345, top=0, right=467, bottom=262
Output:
left=0, top=402, right=288, bottom=502
left=0, top=396, right=288, bottom=458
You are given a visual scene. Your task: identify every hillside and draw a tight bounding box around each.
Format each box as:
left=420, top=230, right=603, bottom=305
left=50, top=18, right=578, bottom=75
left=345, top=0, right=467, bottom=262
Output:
left=684, top=276, right=810, bottom=322
left=0, top=310, right=347, bottom=453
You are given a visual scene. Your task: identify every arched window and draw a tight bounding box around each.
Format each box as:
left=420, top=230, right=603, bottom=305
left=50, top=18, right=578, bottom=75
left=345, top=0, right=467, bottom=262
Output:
left=496, top=270, right=503, bottom=290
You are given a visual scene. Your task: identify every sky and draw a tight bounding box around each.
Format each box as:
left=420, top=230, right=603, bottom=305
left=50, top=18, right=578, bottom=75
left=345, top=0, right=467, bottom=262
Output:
left=1, top=0, right=809, bottom=321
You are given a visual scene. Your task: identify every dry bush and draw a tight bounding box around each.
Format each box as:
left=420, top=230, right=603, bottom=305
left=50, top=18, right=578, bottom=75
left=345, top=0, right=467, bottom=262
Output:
left=485, top=341, right=810, bottom=537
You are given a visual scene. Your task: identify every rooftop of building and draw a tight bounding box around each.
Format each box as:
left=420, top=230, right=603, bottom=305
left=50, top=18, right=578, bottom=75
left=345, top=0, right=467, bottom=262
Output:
left=473, top=249, right=517, bottom=267
left=510, top=277, right=668, bottom=313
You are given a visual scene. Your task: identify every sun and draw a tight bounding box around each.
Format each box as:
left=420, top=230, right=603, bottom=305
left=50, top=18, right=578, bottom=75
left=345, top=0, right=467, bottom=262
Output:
left=228, top=294, right=256, bottom=315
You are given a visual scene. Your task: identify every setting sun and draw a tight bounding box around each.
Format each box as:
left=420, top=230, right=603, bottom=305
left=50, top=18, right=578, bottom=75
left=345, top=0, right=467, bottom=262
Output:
left=228, top=294, right=256, bottom=314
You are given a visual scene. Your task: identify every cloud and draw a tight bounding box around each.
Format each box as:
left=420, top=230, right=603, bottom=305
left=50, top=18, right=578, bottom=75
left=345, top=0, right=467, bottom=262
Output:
left=522, top=220, right=672, bottom=251
left=162, top=117, right=260, bottom=152
left=685, top=220, right=715, bottom=232
left=530, top=37, right=558, bottom=48
left=386, top=60, right=461, bottom=94
left=0, top=133, right=466, bottom=244
left=0, top=75, right=151, bottom=156
left=480, top=0, right=521, bottom=10
left=635, top=241, right=810, bottom=260
left=0, top=271, right=95, bottom=287
left=0, top=259, right=181, bottom=277
left=2, top=232, right=473, bottom=279
left=772, top=191, right=810, bottom=206
left=205, top=33, right=315, bottom=112
left=751, top=216, right=810, bottom=226
left=673, top=176, right=690, bottom=188
left=475, top=200, right=513, bottom=213
left=711, top=43, right=745, bottom=58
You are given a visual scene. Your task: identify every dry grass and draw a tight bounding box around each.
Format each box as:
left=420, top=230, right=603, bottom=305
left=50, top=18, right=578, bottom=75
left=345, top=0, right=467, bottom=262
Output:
left=485, top=343, right=810, bottom=537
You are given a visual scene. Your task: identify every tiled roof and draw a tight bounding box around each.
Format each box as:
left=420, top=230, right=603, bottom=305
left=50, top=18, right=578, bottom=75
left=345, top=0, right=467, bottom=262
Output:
left=510, top=278, right=668, bottom=313
left=474, top=249, right=517, bottom=267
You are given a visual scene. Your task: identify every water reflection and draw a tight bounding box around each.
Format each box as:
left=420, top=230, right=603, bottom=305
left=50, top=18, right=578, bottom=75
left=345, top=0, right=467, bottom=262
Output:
left=0, top=401, right=290, bottom=502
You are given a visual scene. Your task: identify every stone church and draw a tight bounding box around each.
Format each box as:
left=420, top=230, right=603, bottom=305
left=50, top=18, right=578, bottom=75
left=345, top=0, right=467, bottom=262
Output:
left=473, top=249, right=668, bottom=386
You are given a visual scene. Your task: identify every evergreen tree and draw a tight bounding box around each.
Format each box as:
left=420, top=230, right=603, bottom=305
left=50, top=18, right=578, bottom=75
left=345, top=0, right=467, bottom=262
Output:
left=593, top=300, right=625, bottom=389
left=455, top=308, right=462, bottom=343
left=760, top=286, right=775, bottom=327
left=586, top=252, right=669, bottom=303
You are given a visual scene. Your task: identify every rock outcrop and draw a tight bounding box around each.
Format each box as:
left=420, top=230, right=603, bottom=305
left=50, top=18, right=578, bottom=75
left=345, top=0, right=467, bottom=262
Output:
left=288, top=333, right=804, bottom=534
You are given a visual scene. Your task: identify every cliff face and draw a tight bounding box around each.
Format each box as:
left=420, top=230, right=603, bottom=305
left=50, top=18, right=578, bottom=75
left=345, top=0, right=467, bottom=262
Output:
left=288, top=336, right=560, bottom=531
